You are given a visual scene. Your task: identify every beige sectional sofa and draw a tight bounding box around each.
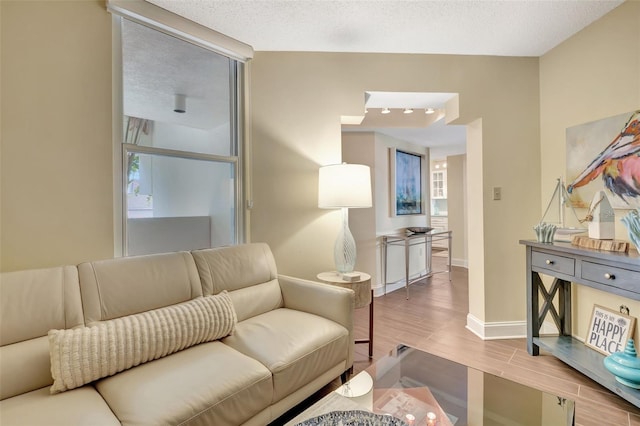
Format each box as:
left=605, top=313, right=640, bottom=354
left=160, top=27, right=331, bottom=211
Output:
left=0, top=243, right=354, bottom=425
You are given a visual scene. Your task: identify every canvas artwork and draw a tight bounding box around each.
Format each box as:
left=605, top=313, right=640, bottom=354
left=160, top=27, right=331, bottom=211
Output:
left=566, top=110, right=640, bottom=210
left=395, top=150, right=423, bottom=215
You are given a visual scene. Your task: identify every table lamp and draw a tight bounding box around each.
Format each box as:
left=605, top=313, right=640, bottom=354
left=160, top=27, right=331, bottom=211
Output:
left=318, top=163, right=372, bottom=273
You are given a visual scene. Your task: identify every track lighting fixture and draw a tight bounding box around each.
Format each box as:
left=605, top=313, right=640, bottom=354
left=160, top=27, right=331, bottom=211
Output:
left=381, top=108, right=391, bottom=114
left=403, top=108, right=414, bottom=114
left=425, top=108, right=435, bottom=114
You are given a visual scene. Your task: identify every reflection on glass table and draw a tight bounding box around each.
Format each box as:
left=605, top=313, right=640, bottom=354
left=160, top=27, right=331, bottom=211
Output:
left=288, top=344, right=575, bottom=426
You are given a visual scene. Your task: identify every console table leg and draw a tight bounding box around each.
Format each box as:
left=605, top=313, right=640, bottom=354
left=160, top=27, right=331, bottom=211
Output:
left=404, top=239, right=410, bottom=300
left=368, top=289, right=374, bottom=358
left=526, top=246, right=540, bottom=355
left=561, top=281, right=572, bottom=336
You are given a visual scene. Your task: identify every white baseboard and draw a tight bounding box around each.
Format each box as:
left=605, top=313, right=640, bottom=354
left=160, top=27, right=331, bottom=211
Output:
left=452, top=258, right=468, bottom=268
left=466, top=313, right=527, bottom=340
left=465, top=314, right=562, bottom=340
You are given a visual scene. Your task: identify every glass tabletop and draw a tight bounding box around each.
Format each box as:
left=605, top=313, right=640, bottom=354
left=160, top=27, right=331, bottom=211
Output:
left=290, top=344, right=575, bottom=426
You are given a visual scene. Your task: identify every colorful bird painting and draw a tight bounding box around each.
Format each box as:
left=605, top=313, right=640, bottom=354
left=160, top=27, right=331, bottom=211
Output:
left=567, top=110, right=640, bottom=204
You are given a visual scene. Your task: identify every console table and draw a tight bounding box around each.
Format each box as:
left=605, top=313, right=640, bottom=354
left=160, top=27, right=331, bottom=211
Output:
left=520, top=240, right=640, bottom=407
left=381, top=230, right=452, bottom=299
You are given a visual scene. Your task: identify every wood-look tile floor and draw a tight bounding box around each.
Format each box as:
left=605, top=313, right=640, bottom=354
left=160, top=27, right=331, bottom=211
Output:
left=275, top=260, right=640, bottom=426
left=348, top=262, right=640, bottom=426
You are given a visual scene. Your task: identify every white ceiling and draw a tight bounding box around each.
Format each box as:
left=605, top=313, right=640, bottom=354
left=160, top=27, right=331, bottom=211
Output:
left=347, top=91, right=467, bottom=158
left=143, top=0, right=624, bottom=157
left=147, top=0, right=623, bottom=57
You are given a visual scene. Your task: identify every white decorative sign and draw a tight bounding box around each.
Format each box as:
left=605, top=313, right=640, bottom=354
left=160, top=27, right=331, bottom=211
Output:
left=585, top=305, right=636, bottom=355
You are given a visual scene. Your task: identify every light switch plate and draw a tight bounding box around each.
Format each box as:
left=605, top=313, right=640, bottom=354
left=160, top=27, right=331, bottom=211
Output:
left=493, top=187, right=502, bottom=200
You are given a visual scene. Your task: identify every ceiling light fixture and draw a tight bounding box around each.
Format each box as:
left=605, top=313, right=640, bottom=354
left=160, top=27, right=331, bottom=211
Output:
left=174, top=94, right=186, bottom=113
left=403, top=108, right=414, bottom=114
left=381, top=108, right=391, bottom=114
left=425, top=108, right=435, bottom=114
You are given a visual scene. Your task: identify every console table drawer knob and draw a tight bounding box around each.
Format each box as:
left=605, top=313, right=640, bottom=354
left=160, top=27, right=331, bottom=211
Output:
left=545, top=259, right=554, bottom=265
left=604, top=273, right=615, bottom=280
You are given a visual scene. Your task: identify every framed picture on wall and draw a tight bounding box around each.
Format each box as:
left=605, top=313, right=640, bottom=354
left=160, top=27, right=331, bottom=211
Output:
left=566, top=110, right=640, bottom=210
left=390, top=148, right=425, bottom=216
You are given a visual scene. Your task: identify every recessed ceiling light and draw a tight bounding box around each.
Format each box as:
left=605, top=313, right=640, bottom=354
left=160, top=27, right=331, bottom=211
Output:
left=381, top=108, right=391, bottom=114
left=425, top=108, right=435, bottom=114
left=403, top=108, right=414, bottom=114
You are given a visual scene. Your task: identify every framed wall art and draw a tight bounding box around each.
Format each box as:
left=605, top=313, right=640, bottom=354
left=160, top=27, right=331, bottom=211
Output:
left=566, top=110, right=640, bottom=210
left=389, top=148, right=425, bottom=216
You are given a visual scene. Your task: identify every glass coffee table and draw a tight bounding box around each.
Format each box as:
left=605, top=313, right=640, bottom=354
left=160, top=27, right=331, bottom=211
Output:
left=287, top=344, right=574, bottom=426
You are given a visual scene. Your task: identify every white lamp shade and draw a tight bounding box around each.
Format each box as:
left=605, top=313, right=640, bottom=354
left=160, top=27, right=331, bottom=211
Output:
left=318, top=164, right=372, bottom=209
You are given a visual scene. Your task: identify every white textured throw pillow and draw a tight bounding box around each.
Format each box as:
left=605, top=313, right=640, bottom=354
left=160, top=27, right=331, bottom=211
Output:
left=48, top=291, right=237, bottom=393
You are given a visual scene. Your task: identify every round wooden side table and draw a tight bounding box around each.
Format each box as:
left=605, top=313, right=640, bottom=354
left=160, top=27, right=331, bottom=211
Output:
left=317, top=271, right=373, bottom=358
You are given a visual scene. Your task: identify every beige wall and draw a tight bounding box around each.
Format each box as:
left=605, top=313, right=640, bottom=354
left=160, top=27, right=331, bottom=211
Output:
left=4, top=0, right=630, bottom=340
left=447, top=154, right=467, bottom=266
left=250, top=52, right=540, bottom=324
left=539, top=0, right=640, bottom=341
left=1, top=0, right=113, bottom=271
left=341, top=132, right=378, bottom=284
left=466, top=119, right=486, bottom=321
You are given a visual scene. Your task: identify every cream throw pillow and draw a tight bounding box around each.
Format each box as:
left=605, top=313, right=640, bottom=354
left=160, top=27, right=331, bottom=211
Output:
left=48, top=291, right=237, bottom=393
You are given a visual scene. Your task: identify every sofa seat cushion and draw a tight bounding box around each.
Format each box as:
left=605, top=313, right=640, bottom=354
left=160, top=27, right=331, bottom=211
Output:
left=95, top=341, right=273, bottom=426
left=222, top=308, right=349, bottom=403
left=0, top=386, right=120, bottom=426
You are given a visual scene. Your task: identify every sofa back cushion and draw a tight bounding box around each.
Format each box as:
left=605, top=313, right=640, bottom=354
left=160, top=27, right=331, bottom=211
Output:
left=78, top=251, right=202, bottom=325
left=0, top=266, right=84, bottom=400
left=191, top=243, right=284, bottom=321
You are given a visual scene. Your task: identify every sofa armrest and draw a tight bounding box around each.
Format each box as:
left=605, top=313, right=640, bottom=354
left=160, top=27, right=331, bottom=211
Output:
left=278, top=274, right=354, bottom=369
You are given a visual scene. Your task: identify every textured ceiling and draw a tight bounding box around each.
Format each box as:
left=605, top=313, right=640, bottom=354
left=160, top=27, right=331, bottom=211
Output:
left=147, top=0, right=623, bottom=57
left=139, top=0, right=623, bottom=157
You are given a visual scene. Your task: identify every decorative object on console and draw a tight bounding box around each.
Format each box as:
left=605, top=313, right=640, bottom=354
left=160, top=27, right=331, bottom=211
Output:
left=539, top=177, right=586, bottom=242
left=533, top=222, right=557, bottom=243
left=621, top=208, right=640, bottom=252
left=571, top=235, right=629, bottom=253
left=583, top=190, right=615, bottom=239
left=318, top=163, right=372, bottom=273
left=604, top=339, right=640, bottom=389
left=585, top=304, right=636, bottom=356
left=406, top=227, right=433, bottom=234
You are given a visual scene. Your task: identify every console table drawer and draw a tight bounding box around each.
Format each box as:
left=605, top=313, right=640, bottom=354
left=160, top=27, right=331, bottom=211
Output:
left=581, top=261, right=640, bottom=291
left=531, top=251, right=575, bottom=276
